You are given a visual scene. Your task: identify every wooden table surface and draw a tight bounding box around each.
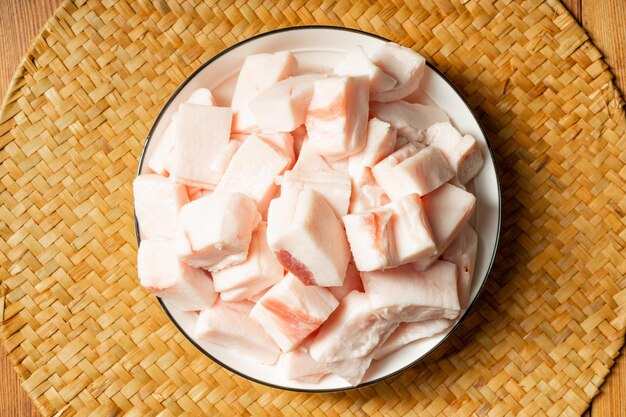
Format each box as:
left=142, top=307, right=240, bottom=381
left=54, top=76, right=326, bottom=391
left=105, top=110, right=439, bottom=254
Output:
left=1, top=1, right=624, bottom=416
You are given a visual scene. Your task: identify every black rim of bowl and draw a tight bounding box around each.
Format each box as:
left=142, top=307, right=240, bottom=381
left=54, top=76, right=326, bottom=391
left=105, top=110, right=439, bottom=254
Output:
left=135, top=25, right=502, bottom=393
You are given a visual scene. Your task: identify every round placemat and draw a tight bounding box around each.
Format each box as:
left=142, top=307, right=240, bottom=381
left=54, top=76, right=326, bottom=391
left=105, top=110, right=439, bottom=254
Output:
left=1, top=0, right=625, bottom=416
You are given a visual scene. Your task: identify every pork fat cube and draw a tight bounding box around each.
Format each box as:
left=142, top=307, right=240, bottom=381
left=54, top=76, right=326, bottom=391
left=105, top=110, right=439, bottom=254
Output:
left=424, top=122, right=484, bottom=184
left=134, top=174, right=189, bottom=239
left=422, top=183, right=476, bottom=251
left=208, top=140, right=241, bottom=177
left=328, top=262, right=364, bottom=302
left=372, top=145, right=454, bottom=199
left=257, top=132, right=295, bottom=167
left=178, top=141, right=240, bottom=192
left=170, top=104, right=232, bottom=188
left=344, top=194, right=436, bottom=271
left=195, top=300, right=280, bottom=364
left=230, top=133, right=295, bottom=167
left=362, top=262, right=460, bottom=322
left=305, top=76, right=369, bottom=158
left=374, top=142, right=421, bottom=166
left=137, top=239, right=216, bottom=311
left=267, top=189, right=350, bottom=287
left=387, top=194, right=437, bottom=264
left=371, top=143, right=416, bottom=199
left=369, top=42, right=426, bottom=102
left=309, top=291, right=398, bottom=385
left=309, top=291, right=394, bottom=361
left=410, top=252, right=439, bottom=272
left=231, top=51, right=298, bottom=132
left=147, top=118, right=177, bottom=176
left=441, top=224, right=478, bottom=310
left=212, top=222, right=284, bottom=302
left=348, top=166, right=390, bottom=213
left=318, top=352, right=384, bottom=386
left=348, top=117, right=397, bottom=179
left=373, top=319, right=451, bottom=360
left=148, top=88, right=217, bottom=176
left=292, top=146, right=331, bottom=172
left=398, top=146, right=455, bottom=196
left=214, top=135, right=291, bottom=216
left=250, top=74, right=324, bottom=133
left=334, top=46, right=397, bottom=93
left=251, top=274, right=339, bottom=352
left=176, top=192, right=261, bottom=271
left=278, top=168, right=351, bottom=218
left=370, top=101, right=448, bottom=143
left=411, top=183, right=468, bottom=276
left=323, top=155, right=349, bottom=172
left=278, top=350, right=330, bottom=383
left=343, top=208, right=394, bottom=272
left=187, top=88, right=216, bottom=106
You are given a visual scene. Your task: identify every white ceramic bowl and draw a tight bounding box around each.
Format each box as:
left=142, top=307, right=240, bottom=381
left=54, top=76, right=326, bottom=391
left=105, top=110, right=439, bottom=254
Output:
left=137, top=26, right=501, bottom=392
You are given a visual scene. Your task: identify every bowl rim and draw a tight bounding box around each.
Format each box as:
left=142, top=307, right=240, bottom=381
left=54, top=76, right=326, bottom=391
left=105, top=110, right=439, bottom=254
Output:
left=135, top=24, right=502, bottom=393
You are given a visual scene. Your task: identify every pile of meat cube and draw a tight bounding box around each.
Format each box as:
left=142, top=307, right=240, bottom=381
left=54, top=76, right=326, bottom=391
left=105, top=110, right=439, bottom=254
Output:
left=134, top=42, right=484, bottom=386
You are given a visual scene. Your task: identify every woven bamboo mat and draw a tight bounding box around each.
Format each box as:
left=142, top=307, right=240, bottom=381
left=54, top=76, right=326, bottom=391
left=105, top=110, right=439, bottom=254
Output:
left=1, top=0, right=625, bottom=415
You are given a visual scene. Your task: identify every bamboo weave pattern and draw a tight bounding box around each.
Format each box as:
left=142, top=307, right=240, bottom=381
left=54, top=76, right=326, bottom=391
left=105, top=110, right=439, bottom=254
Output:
left=1, top=0, right=625, bottom=416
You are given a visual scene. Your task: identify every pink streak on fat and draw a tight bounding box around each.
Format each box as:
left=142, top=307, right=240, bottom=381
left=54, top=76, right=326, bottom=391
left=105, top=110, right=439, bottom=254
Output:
left=307, top=94, right=346, bottom=120
left=261, top=298, right=324, bottom=345
left=276, top=250, right=315, bottom=286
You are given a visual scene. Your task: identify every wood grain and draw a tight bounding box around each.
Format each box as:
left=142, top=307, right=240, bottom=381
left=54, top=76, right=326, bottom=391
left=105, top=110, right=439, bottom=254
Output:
left=0, top=0, right=63, bottom=98
left=1, top=3, right=64, bottom=416
left=582, top=1, right=626, bottom=98
left=570, top=4, right=626, bottom=416
left=563, top=0, right=626, bottom=96
left=563, top=5, right=626, bottom=417
left=562, top=0, right=583, bottom=21
left=591, top=352, right=626, bottom=416
left=0, top=1, right=624, bottom=416
left=0, top=345, right=39, bottom=417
